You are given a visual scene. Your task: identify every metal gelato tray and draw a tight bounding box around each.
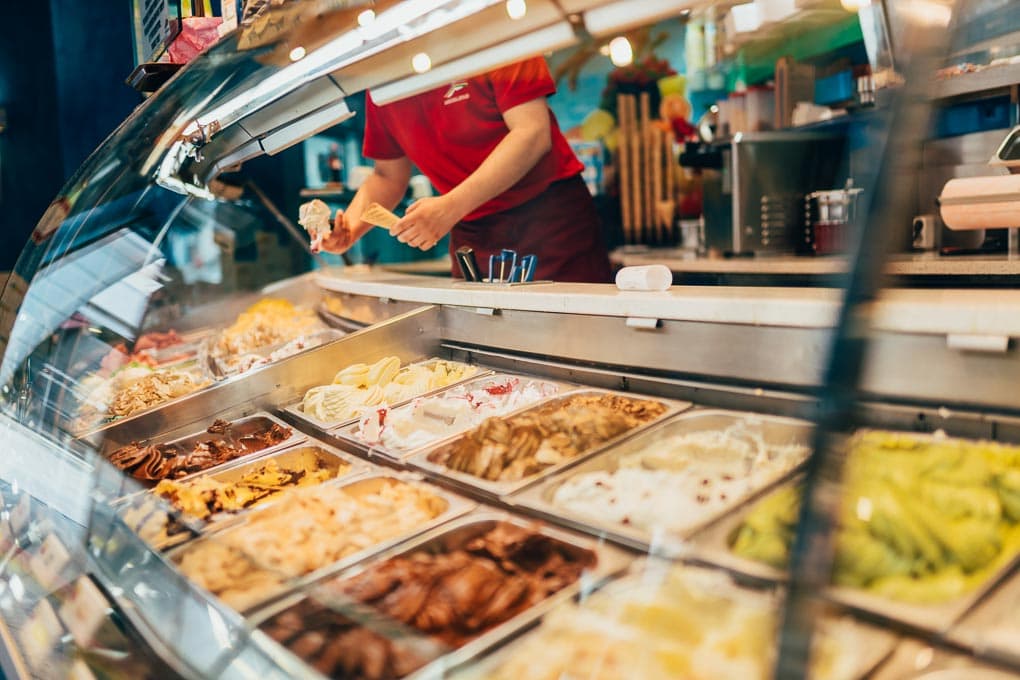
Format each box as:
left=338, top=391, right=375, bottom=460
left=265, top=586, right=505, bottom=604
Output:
left=245, top=510, right=633, bottom=680
left=101, top=411, right=307, bottom=484
left=868, top=637, right=1020, bottom=680
left=946, top=568, right=1020, bottom=667
left=209, top=328, right=346, bottom=378
left=447, top=560, right=896, bottom=680
left=115, top=440, right=376, bottom=550
left=280, top=357, right=490, bottom=434
left=510, top=409, right=813, bottom=558
left=168, top=472, right=476, bottom=615
left=406, top=389, right=690, bottom=501
left=690, top=478, right=1020, bottom=634
left=331, top=372, right=575, bottom=463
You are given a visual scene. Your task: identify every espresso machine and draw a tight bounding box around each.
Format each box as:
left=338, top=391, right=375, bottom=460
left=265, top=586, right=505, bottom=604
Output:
left=698, top=131, right=849, bottom=255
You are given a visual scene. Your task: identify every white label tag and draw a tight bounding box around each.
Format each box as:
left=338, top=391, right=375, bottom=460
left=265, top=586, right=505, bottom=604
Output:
left=59, top=577, right=110, bottom=648
left=29, top=534, right=72, bottom=592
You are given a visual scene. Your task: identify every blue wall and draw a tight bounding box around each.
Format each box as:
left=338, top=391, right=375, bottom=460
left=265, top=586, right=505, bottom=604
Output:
left=0, top=0, right=137, bottom=271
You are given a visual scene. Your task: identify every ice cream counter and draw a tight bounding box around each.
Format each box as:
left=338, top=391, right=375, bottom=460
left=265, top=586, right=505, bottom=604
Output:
left=6, top=272, right=1020, bottom=678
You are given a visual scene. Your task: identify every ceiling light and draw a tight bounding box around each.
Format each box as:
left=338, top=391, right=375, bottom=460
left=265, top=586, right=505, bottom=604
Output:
left=288, top=46, right=306, bottom=61
left=357, top=9, right=376, bottom=26
left=506, top=0, right=527, bottom=20
left=412, top=52, right=433, bottom=73
left=608, top=36, right=633, bottom=67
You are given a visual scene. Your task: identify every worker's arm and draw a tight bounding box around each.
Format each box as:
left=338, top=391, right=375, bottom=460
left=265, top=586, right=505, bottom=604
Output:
left=390, top=98, right=554, bottom=249
left=319, top=156, right=413, bottom=254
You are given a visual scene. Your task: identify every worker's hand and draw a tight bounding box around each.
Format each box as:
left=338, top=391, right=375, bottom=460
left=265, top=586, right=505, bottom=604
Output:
left=390, top=196, right=464, bottom=250
left=318, top=209, right=358, bottom=254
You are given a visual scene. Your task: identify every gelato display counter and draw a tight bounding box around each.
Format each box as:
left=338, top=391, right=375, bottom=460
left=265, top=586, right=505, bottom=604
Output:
left=6, top=0, right=1020, bottom=678
left=5, top=269, right=1020, bottom=678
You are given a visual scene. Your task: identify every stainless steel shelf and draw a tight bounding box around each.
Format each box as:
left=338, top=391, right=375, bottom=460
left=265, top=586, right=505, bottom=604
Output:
left=934, top=63, right=1020, bottom=100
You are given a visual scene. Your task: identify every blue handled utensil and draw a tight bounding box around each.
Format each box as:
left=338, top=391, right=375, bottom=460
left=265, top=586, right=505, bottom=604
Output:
left=488, top=254, right=496, bottom=283
left=521, top=254, right=537, bottom=281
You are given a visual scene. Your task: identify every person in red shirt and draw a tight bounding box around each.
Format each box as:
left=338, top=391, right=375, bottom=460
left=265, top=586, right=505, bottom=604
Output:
left=319, top=57, right=612, bottom=283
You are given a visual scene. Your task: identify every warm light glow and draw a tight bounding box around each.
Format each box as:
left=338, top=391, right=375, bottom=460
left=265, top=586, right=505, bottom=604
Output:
left=900, top=0, right=952, bottom=27
left=505, top=0, right=526, bottom=20
left=412, top=52, right=433, bottom=73
left=608, top=36, right=633, bottom=67
left=288, top=46, right=306, bottom=61
left=357, top=9, right=376, bottom=26
left=599, top=44, right=611, bottom=56
left=839, top=0, right=872, bottom=10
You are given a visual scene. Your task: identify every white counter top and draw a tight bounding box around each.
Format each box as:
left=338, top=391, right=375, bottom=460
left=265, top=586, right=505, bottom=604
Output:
left=609, top=248, right=1020, bottom=276
left=317, top=267, right=1020, bottom=337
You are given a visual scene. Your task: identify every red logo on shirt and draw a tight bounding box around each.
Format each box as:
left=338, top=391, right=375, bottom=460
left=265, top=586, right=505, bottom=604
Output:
left=444, top=82, right=470, bottom=105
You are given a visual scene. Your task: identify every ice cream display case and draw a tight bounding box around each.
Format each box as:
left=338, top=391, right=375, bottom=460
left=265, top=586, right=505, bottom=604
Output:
left=7, top=0, right=1020, bottom=679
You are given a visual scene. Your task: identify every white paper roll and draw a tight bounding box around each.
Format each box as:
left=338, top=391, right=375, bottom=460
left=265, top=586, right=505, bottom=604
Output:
left=940, top=175, right=1020, bottom=230
left=615, top=265, right=673, bottom=291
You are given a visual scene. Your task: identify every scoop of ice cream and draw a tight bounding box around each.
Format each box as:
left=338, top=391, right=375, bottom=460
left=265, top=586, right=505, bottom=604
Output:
left=298, top=199, right=333, bottom=253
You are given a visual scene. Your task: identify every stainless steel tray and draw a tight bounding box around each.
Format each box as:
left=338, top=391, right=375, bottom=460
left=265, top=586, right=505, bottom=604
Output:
left=103, top=411, right=307, bottom=482
left=169, top=472, right=476, bottom=615
left=690, top=479, right=1020, bottom=634
left=946, top=568, right=1020, bottom=666
left=406, top=389, right=690, bottom=501
left=116, top=440, right=376, bottom=549
left=281, top=357, right=489, bottom=434
left=869, top=637, right=1019, bottom=680
left=511, top=409, right=813, bottom=557
left=446, top=561, right=896, bottom=680
left=246, top=510, right=632, bottom=680
left=331, top=373, right=574, bottom=462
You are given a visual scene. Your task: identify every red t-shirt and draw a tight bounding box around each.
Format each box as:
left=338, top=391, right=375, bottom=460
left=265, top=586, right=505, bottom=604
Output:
left=363, top=57, right=584, bottom=222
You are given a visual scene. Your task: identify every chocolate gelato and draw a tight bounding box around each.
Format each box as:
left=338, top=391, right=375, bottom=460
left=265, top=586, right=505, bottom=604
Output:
left=333, top=524, right=596, bottom=648
left=262, top=601, right=442, bottom=680
left=107, top=418, right=291, bottom=481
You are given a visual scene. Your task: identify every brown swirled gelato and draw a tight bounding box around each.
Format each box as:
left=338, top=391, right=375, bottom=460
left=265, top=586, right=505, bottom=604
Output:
left=267, top=523, right=594, bottom=678
left=107, top=419, right=291, bottom=481
left=427, top=393, right=667, bottom=482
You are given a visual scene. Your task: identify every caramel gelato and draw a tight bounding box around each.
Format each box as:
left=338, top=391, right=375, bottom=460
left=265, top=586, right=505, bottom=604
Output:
left=428, top=393, right=667, bottom=482
left=176, top=478, right=447, bottom=611
left=210, top=298, right=323, bottom=364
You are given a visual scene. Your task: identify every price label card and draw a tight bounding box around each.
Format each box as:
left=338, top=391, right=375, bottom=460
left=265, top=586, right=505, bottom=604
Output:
left=29, top=534, right=72, bottom=592
left=17, top=599, right=64, bottom=670
left=58, top=577, right=110, bottom=648
left=9, top=495, right=31, bottom=536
